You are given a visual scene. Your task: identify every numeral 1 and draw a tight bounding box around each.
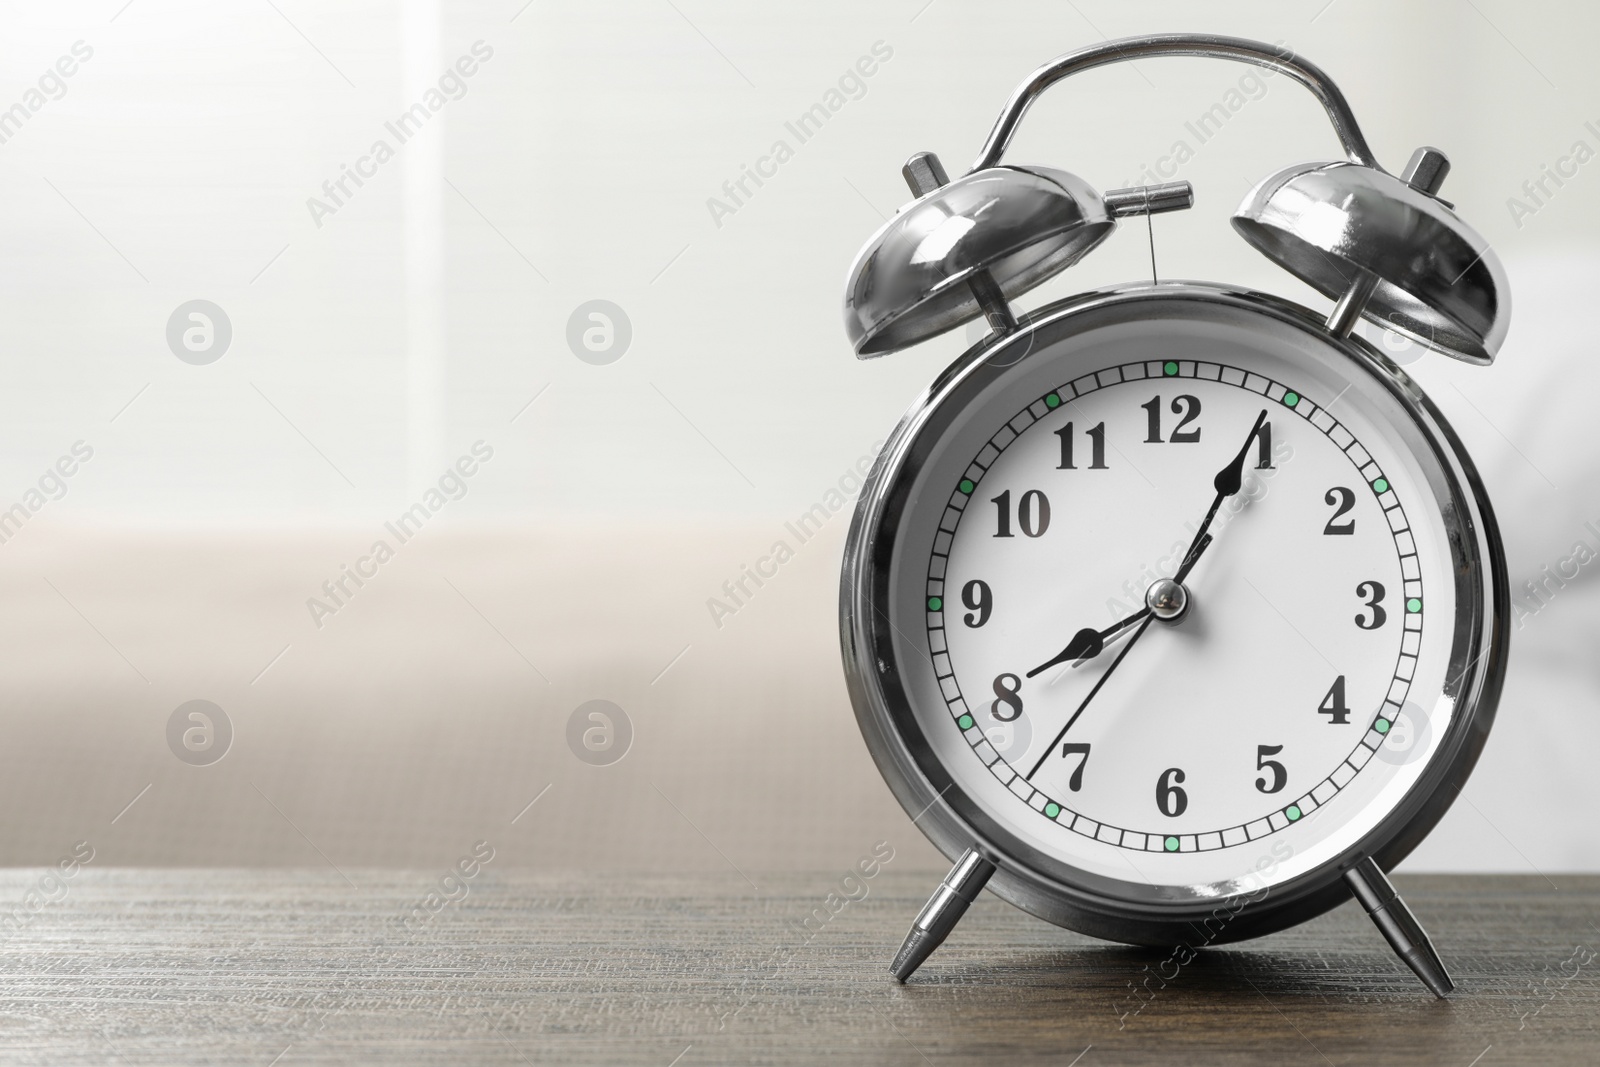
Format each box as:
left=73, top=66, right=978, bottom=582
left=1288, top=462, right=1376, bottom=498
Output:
left=1256, top=421, right=1274, bottom=469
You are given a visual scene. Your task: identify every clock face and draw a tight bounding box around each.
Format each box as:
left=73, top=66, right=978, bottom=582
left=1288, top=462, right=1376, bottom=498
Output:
left=875, top=291, right=1485, bottom=900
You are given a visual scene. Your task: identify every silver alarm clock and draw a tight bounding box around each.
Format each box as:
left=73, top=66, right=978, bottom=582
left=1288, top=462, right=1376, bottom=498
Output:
left=838, top=34, right=1509, bottom=996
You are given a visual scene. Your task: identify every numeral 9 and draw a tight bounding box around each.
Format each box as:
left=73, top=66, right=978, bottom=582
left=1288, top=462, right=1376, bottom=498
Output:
left=961, top=580, right=991, bottom=628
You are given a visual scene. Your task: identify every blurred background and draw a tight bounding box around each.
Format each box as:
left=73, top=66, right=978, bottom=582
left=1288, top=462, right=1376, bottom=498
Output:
left=0, top=0, right=1593, bottom=878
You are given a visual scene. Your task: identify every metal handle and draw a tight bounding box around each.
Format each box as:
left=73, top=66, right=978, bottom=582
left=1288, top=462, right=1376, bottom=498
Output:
left=970, top=33, right=1380, bottom=174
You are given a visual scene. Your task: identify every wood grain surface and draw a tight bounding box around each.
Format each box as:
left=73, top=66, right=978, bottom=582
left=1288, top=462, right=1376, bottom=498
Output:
left=0, top=869, right=1594, bottom=1065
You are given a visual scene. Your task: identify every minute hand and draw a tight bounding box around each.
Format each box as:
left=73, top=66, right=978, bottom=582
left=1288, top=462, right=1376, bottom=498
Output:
left=1173, top=408, right=1268, bottom=580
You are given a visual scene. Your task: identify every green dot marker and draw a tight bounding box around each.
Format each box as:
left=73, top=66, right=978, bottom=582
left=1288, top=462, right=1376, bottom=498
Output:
left=927, top=597, right=942, bottom=612
left=1283, top=391, right=1300, bottom=407
left=957, top=714, right=974, bottom=731
left=958, top=478, right=974, bottom=495
left=1407, top=597, right=1422, bottom=613
left=1045, top=393, right=1061, bottom=409
left=1044, top=802, right=1061, bottom=819
left=1373, top=477, right=1390, bottom=494
left=1163, top=361, right=1178, bottom=376
left=1286, top=805, right=1302, bottom=821
left=1164, top=836, right=1179, bottom=851
left=1375, top=719, right=1391, bottom=734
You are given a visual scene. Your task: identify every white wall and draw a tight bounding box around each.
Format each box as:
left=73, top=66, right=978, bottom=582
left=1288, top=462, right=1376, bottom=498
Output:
left=0, top=0, right=1594, bottom=874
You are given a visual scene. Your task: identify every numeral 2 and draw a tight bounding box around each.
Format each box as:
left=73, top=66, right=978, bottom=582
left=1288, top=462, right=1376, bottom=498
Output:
left=1323, top=487, right=1355, bottom=534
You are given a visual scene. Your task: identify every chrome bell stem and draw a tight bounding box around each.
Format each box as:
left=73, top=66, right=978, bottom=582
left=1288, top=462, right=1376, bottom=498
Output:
left=1325, top=146, right=1452, bottom=337
left=900, top=152, right=1019, bottom=338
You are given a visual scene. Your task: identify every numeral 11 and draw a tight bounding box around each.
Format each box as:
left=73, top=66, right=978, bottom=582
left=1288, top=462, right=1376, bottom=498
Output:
left=1055, top=422, right=1108, bottom=470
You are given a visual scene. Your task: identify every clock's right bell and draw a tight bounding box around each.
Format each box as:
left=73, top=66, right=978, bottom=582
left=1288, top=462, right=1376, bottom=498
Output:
left=1232, top=150, right=1509, bottom=365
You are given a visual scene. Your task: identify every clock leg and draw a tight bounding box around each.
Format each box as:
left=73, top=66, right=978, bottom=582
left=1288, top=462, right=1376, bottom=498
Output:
left=1344, top=856, right=1454, bottom=997
left=890, top=848, right=995, bottom=983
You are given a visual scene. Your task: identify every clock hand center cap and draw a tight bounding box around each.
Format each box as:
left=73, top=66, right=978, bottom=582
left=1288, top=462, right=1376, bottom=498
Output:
left=1145, top=577, right=1190, bottom=623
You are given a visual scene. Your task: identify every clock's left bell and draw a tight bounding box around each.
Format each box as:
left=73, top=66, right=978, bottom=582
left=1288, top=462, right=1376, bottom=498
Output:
left=842, top=153, right=1115, bottom=358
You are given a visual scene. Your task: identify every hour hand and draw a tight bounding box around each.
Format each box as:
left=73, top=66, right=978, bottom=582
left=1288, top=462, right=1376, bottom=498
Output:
left=1026, top=612, right=1146, bottom=678
left=1026, top=532, right=1214, bottom=679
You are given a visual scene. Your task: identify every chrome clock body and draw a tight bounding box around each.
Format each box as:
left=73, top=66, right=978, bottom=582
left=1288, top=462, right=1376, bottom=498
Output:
left=841, top=283, right=1508, bottom=947
left=837, top=34, right=1511, bottom=994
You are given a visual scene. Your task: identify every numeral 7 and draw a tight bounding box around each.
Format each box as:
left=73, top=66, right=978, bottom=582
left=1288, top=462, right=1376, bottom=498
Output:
left=1060, top=743, right=1091, bottom=791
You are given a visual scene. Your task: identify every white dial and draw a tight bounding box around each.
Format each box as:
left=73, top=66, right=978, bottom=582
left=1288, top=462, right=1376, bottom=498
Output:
left=896, top=305, right=1463, bottom=894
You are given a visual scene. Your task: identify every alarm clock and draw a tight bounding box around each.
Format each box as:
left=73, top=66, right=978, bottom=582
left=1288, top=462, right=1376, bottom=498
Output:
left=838, top=34, right=1509, bottom=996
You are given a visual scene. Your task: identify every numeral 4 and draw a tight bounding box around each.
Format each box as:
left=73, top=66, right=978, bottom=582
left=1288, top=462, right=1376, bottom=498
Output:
left=1319, top=675, right=1351, bottom=724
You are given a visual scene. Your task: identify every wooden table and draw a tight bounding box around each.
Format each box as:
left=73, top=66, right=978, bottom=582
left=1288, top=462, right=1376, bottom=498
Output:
left=0, top=869, right=1594, bottom=1064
